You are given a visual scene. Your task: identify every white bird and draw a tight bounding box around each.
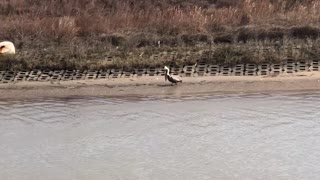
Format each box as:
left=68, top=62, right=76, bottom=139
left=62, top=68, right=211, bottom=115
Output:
left=0, top=41, right=15, bottom=55
left=164, top=66, right=182, bottom=85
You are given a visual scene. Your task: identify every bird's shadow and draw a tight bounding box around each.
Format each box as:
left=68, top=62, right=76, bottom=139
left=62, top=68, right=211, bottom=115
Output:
left=157, top=84, right=177, bottom=87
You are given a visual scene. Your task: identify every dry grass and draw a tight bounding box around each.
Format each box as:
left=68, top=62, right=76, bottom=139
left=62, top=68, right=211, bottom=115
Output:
left=0, top=0, right=320, bottom=70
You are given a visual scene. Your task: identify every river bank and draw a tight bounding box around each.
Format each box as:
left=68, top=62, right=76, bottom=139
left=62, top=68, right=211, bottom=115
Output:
left=1, top=71, right=320, bottom=100
left=1, top=0, right=320, bottom=71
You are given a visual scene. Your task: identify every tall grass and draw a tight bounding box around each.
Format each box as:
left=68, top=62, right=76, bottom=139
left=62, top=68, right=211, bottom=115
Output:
left=0, top=0, right=319, bottom=69
left=1, top=0, right=319, bottom=37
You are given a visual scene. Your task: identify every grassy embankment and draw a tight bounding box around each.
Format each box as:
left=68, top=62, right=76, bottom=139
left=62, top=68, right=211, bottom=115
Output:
left=0, top=0, right=320, bottom=71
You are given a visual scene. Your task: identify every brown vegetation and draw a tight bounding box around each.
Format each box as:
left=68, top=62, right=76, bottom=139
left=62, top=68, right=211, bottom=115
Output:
left=0, top=0, right=320, bottom=70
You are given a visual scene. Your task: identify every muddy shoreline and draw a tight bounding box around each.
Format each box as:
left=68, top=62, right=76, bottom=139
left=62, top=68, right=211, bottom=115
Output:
left=1, top=72, right=320, bottom=100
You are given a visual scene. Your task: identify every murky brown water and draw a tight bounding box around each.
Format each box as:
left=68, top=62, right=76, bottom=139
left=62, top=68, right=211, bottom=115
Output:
left=1, top=92, right=320, bottom=180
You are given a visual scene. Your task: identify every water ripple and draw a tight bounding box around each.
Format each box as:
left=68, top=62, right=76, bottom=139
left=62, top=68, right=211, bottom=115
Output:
left=2, top=92, right=320, bottom=179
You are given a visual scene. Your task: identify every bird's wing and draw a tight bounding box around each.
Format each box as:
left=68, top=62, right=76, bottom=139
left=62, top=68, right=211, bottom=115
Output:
left=171, top=75, right=182, bottom=81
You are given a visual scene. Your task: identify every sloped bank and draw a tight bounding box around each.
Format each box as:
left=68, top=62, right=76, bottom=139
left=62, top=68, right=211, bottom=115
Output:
left=0, top=58, right=318, bottom=83
left=1, top=71, right=320, bottom=100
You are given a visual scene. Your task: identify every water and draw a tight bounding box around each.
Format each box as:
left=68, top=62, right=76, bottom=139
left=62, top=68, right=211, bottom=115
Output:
left=1, top=92, right=320, bottom=180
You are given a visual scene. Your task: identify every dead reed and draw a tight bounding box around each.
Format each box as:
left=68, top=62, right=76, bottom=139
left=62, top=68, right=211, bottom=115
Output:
left=0, top=0, right=319, bottom=70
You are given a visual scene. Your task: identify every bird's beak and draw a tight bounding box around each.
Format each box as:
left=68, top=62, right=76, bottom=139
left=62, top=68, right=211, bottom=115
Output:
left=165, top=74, right=167, bottom=81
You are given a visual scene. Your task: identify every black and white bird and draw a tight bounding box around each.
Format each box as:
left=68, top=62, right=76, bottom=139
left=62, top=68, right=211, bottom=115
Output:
left=164, top=66, right=182, bottom=85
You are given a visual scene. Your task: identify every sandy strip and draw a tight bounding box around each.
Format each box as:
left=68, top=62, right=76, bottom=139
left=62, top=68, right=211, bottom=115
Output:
left=1, top=72, right=320, bottom=100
